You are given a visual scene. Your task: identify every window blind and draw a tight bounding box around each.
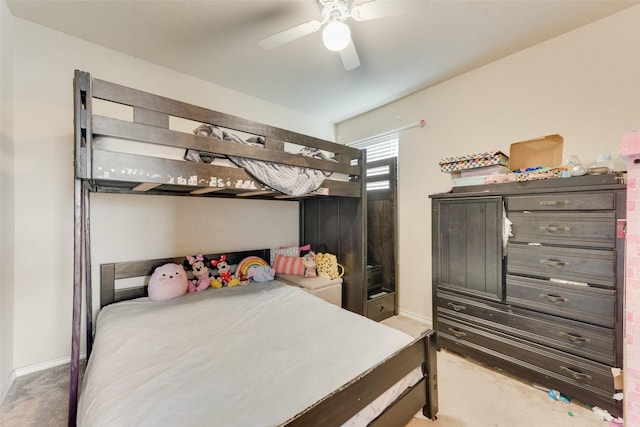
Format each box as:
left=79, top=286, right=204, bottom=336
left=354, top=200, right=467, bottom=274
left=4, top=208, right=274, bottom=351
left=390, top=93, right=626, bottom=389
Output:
left=348, top=134, right=398, bottom=190
left=348, top=134, right=398, bottom=163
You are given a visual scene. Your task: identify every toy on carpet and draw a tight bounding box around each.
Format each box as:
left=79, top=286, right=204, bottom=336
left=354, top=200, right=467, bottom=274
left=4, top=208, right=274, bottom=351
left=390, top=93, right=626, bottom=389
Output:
left=183, top=254, right=212, bottom=292
left=148, top=263, right=189, bottom=301
left=210, top=255, right=240, bottom=288
left=302, top=251, right=317, bottom=278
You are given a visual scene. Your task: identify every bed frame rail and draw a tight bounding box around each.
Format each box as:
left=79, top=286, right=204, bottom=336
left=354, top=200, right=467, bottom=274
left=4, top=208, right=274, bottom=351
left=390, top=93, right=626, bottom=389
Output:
left=285, top=330, right=438, bottom=426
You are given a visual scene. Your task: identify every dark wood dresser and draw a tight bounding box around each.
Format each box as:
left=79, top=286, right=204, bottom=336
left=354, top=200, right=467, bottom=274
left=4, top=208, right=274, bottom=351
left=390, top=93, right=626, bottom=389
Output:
left=430, top=175, right=625, bottom=415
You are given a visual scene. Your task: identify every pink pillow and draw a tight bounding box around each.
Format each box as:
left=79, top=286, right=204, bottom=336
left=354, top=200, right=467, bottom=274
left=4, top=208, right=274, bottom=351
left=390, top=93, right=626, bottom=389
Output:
left=273, top=254, right=305, bottom=276
left=279, top=243, right=311, bottom=252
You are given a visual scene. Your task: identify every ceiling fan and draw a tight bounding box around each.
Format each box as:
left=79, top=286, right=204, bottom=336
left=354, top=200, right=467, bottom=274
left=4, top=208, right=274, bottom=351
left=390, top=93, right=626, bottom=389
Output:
left=259, top=0, right=410, bottom=71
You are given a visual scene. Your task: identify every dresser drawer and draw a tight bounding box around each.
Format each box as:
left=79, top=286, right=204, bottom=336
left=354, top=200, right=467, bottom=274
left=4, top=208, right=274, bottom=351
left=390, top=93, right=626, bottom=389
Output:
left=367, top=293, right=395, bottom=322
left=507, top=275, right=615, bottom=327
left=507, top=243, right=615, bottom=287
left=438, top=315, right=615, bottom=394
left=508, top=192, right=615, bottom=211
left=509, top=211, right=615, bottom=248
left=437, top=291, right=615, bottom=364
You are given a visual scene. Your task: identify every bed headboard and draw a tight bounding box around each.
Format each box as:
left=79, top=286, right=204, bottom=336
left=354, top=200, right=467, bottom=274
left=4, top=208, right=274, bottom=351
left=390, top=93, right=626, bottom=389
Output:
left=99, top=249, right=270, bottom=308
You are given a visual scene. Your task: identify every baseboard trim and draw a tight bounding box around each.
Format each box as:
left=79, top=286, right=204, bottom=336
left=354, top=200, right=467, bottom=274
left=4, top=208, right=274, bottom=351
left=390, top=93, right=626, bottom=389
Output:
left=1, top=353, right=87, bottom=405
left=0, top=370, right=17, bottom=406
left=14, top=353, right=86, bottom=378
left=398, top=309, right=432, bottom=326
left=1, top=351, right=88, bottom=406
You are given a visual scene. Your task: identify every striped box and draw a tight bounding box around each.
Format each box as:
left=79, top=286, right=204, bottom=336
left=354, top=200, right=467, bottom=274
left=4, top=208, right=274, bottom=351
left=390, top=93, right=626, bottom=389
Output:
left=439, top=151, right=509, bottom=173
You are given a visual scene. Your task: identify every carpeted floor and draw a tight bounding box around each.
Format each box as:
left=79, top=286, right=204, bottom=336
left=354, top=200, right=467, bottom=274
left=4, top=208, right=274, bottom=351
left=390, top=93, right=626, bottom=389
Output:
left=0, top=315, right=609, bottom=426
left=0, top=362, right=81, bottom=427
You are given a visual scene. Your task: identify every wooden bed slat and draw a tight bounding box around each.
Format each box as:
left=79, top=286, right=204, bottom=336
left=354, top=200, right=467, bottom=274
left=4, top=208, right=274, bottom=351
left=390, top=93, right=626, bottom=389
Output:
left=91, top=78, right=361, bottom=160
left=92, top=115, right=361, bottom=176
left=236, top=190, right=278, bottom=197
left=370, top=378, right=427, bottom=427
left=133, top=107, right=169, bottom=128
left=100, top=264, right=116, bottom=307
left=132, top=183, right=161, bottom=192
left=189, top=187, right=224, bottom=195
left=93, top=149, right=265, bottom=186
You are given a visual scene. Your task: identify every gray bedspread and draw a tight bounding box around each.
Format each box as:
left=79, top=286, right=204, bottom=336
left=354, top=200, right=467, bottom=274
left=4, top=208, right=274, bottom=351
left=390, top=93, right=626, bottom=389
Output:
left=192, top=124, right=335, bottom=196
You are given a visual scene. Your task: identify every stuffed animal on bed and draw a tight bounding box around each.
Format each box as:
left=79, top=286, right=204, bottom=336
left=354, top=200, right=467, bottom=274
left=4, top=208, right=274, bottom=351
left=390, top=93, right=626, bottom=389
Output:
left=247, top=265, right=275, bottom=282
left=183, top=254, right=212, bottom=292
left=302, top=251, right=317, bottom=278
left=148, top=263, right=189, bottom=301
left=210, top=255, right=240, bottom=288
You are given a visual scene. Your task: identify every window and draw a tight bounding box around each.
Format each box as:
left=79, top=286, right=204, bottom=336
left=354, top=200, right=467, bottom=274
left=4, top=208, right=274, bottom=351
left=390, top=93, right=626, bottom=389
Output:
left=348, top=134, right=398, bottom=191
left=348, top=134, right=398, bottom=163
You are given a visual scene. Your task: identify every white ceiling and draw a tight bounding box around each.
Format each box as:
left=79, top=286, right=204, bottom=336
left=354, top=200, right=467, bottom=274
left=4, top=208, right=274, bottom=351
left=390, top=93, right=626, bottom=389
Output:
left=7, top=0, right=639, bottom=123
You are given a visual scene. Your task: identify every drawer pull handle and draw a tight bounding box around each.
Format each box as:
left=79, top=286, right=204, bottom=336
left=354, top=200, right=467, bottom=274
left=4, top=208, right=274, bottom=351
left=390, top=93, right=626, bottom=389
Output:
left=447, top=302, right=467, bottom=312
left=447, top=328, right=467, bottom=339
left=558, top=331, right=591, bottom=344
left=539, top=225, right=570, bottom=232
left=539, top=294, right=569, bottom=304
left=379, top=305, right=385, bottom=312
left=540, top=200, right=571, bottom=206
left=540, top=259, right=569, bottom=267
left=559, top=366, right=592, bottom=381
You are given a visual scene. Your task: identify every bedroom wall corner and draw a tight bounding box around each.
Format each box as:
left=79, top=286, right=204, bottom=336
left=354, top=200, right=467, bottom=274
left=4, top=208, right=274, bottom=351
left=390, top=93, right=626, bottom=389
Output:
left=0, top=0, right=16, bottom=403
left=336, top=4, right=640, bottom=323
left=8, top=15, right=330, bottom=371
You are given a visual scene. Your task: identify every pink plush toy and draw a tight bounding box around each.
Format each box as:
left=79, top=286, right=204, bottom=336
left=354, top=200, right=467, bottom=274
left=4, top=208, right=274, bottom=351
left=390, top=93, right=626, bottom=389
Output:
left=184, top=254, right=211, bottom=293
left=148, top=263, right=189, bottom=301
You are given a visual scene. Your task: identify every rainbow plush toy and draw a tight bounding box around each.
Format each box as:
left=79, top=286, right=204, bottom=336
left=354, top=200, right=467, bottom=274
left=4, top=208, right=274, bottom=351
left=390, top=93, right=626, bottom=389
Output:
left=236, top=256, right=271, bottom=282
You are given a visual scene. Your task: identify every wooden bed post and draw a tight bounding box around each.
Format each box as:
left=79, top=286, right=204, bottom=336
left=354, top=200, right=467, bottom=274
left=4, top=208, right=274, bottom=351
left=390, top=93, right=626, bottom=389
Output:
left=68, top=178, right=83, bottom=427
left=69, top=69, right=91, bottom=427
left=422, top=331, right=438, bottom=419
left=83, top=181, right=93, bottom=357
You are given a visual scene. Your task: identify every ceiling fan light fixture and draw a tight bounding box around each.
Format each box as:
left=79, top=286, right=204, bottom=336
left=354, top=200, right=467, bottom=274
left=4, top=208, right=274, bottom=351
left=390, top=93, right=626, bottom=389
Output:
left=322, top=20, right=351, bottom=51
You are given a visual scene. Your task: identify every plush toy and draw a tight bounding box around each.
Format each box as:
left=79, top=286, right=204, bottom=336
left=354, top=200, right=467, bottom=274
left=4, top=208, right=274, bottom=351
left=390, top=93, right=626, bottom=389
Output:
left=247, top=265, right=275, bottom=282
left=302, top=251, right=317, bottom=278
left=211, top=255, right=240, bottom=288
left=183, top=254, right=212, bottom=292
left=147, top=263, right=189, bottom=301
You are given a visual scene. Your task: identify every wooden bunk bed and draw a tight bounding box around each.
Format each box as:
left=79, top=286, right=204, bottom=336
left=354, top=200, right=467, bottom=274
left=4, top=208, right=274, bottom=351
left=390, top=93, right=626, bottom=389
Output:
left=69, top=70, right=438, bottom=426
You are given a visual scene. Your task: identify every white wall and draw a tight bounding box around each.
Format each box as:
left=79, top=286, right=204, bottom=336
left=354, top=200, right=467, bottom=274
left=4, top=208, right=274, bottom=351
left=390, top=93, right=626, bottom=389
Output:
left=337, top=5, right=640, bottom=323
left=6, top=14, right=335, bottom=375
left=0, top=0, right=15, bottom=401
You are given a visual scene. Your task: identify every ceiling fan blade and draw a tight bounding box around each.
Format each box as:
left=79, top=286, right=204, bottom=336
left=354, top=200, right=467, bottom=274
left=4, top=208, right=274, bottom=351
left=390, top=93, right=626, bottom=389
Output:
left=339, top=38, right=360, bottom=71
left=351, top=0, right=416, bottom=22
left=259, top=20, right=322, bottom=50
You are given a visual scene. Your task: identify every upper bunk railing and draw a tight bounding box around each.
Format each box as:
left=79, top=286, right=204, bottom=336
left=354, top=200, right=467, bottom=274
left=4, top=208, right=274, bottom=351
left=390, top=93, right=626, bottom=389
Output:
left=74, top=70, right=365, bottom=199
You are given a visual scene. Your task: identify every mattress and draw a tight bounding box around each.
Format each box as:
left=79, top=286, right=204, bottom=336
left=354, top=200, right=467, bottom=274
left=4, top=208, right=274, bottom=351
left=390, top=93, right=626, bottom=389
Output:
left=77, top=281, right=421, bottom=426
